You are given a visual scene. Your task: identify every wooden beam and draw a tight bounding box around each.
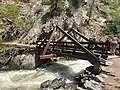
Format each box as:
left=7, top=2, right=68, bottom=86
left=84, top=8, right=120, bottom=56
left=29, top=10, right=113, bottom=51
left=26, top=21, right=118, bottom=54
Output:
left=71, top=28, right=89, bottom=41
left=56, top=29, right=72, bottom=42
left=42, top=28, right=56, bottom=55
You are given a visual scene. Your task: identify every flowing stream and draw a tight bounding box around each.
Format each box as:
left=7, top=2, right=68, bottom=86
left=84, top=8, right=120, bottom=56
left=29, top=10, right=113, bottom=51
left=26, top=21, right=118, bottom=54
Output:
left=0, top=59, right=92, bottom=90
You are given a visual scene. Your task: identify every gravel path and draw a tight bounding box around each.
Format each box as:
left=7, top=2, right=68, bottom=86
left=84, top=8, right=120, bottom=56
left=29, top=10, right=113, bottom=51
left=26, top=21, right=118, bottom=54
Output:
left=104, top=56, right=120, bottom=90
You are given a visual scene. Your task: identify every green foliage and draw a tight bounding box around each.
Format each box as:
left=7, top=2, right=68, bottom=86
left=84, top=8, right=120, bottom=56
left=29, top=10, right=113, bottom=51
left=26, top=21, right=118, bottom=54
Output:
left=23, top=15, right=35, bottom=30
left=101, top=0, right=120, bottom=35
left=14, top=18, right=24, bottom=27
left=0, top=4, right=25, bottom=27
left=0, top=4, right=20, bottom=50
left=0, top=4, right=34, bottom=30
left=0, top=4, right=19, bottom=19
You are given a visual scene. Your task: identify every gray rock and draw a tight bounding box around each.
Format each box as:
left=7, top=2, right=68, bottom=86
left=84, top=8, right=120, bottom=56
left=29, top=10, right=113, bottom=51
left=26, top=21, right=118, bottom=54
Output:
left=84, top=80, right=103, bottom=90
left=58, top=78, right=66, bottom=88
left=51, top=78, right=60, bottom=89
left=14, top=55, right=22, bottom=66
left=100, top=74, right=108, bottom=78
left=40, top=80, right=51, bottom=89
left=96, top=75, right=104, bottom=82
left=21, top=54, right=35, bottom=69
left=0, top=48, right=17, bottom=65
left=64, top=83, right=78, bottom=90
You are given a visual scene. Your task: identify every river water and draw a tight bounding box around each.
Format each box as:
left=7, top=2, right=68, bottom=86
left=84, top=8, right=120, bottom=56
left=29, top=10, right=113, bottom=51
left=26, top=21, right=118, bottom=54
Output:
left=0, top=59, right=92, bottom=90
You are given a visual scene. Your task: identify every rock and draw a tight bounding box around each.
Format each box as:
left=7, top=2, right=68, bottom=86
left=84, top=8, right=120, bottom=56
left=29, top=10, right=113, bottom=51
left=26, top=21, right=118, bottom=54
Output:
left=100, top=74, right=108, bottom=78
left=0, top=50, right=35, bottom=70
left=96, top=75, right=104, bottom=82
left=84, top=80, right=102, bottom=90
left=13, top=55, right=21, bottom=66
left=64, top=83, right=78, bottom=90
left=0, top=48, right=17, bottom=65
left=40, top=78, right=66, bottom=90
left=51, top=78, right=60, bottom=89
left=40, top=78, right=78, bottom=90
left=21, top=54, right=35, bottom=69
left=58, top=78, right=66, bottom=88
left=40, top=80, right=51, bottom=89
left=105, top=61, right=113, bottom=66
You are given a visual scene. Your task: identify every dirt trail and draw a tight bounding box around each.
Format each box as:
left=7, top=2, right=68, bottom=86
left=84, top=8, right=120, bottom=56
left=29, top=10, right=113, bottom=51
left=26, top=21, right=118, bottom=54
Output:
left=104, top=56, right=120, bottom=90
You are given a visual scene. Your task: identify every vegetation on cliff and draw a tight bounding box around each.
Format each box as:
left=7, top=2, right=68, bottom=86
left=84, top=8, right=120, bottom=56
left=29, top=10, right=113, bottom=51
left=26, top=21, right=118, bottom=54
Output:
left=101, top=0, right=120, bottom=35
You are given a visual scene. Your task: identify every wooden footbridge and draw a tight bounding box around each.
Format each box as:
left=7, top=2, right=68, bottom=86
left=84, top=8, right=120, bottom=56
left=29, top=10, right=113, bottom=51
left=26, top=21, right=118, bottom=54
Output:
left=35, top=25, right=120, bottom=74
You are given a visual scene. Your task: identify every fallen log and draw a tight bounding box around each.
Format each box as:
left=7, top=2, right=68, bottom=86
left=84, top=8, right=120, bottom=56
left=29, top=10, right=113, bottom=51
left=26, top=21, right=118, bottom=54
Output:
left=1, top=42, right=36, bottom=49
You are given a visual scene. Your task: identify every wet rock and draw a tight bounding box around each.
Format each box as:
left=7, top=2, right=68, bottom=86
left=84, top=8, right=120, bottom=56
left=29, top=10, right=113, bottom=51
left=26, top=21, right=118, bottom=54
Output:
left=51, top=78, right=60, bottom=89
left=40, top=80, right=51, bottom=89
left=58, top=78, right=66, bottom=88
left=40, top=78, right=67, bottom=90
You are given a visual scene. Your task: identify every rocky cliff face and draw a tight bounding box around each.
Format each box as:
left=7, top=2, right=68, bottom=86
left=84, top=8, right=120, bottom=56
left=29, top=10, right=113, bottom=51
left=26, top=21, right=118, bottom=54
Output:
left=0, top=0, right=106, bottom=70
left=0, top=0, right=106, bottom=43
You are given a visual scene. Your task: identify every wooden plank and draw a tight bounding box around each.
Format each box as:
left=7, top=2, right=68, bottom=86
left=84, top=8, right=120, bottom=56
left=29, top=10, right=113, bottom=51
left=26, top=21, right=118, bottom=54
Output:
left=40, top=54, right=56, bottom=60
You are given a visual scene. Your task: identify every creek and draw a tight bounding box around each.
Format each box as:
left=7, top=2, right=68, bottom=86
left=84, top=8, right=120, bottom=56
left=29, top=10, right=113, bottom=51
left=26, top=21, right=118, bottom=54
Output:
left=0, top=59, right=92, bottom=90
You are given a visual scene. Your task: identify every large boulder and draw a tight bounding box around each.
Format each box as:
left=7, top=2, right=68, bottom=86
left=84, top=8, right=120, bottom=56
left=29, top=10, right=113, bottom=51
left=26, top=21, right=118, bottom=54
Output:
left=0, top=47, right=35, bottom=70
left=21, top=54, right=35, bottom=69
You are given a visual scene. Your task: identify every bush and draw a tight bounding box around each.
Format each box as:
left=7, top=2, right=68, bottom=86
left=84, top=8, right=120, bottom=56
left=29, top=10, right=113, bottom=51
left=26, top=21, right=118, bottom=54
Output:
left=101, top=0, right=120, bottom=35
left=0, top=4, right=25, bottom=27
left=0, top=4, right=19, bottom=19
left=0, top=4, right=34, bottom=29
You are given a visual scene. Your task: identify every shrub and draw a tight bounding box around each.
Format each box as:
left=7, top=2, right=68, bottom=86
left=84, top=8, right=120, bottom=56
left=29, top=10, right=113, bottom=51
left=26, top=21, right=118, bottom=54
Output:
left=0, top=4, right=19, bottom=19
left=101, top=0, right=120, bottom=35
